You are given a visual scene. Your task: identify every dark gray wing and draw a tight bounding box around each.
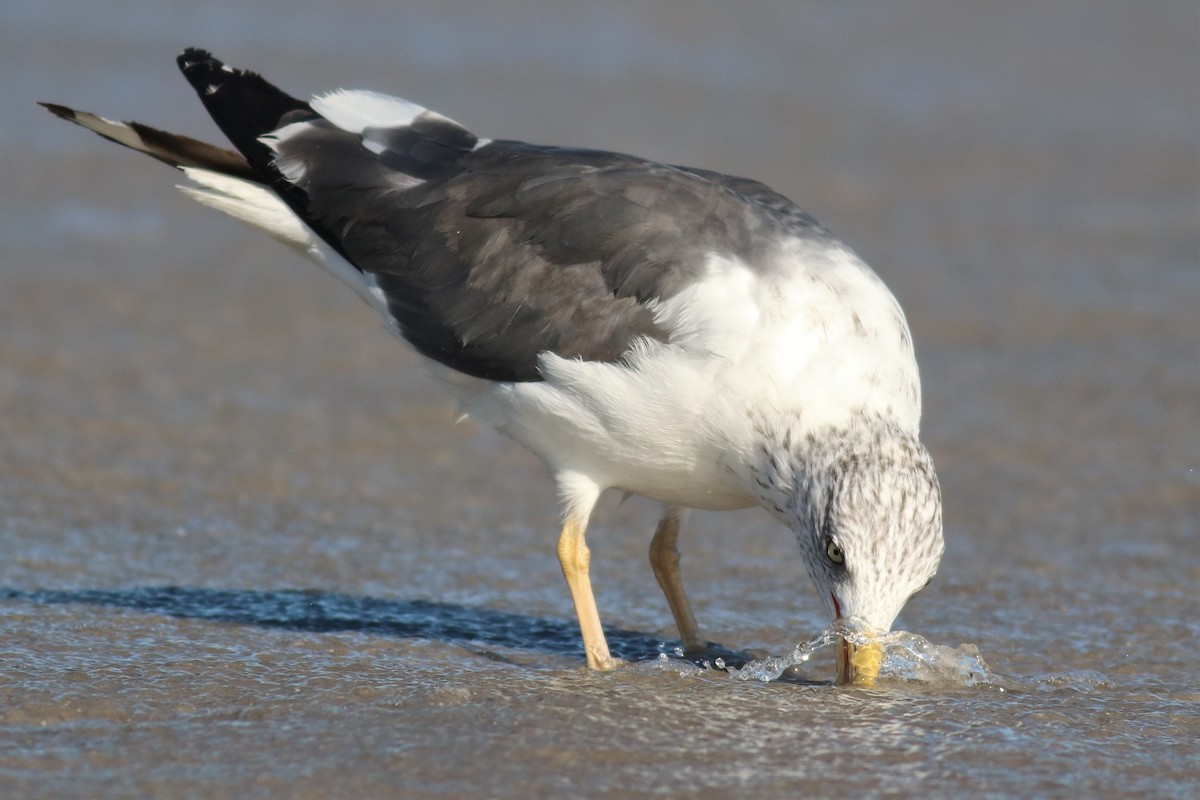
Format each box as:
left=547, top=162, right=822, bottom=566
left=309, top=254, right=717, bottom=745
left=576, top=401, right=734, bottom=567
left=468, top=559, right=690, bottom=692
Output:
left=669, top=165, right=832, bottom=236
left=282, top=135, right=833, bottom=381
left=174, top=51, right=831, bottom=382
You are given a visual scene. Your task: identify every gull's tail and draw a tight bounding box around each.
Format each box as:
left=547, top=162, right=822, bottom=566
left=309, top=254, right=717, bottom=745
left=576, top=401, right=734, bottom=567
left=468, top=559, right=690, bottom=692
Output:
left=42, top=47, right=312, bottom=183
left=39, top=100, right=259, bottom=182
left=41, top=52, right=361, bottom=289
left=42, top=48, right=362, bottom=270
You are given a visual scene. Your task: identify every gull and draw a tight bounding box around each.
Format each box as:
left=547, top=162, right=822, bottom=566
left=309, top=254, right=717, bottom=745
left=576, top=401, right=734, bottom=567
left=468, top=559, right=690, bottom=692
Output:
left=44, top=49, right=944, bottom=683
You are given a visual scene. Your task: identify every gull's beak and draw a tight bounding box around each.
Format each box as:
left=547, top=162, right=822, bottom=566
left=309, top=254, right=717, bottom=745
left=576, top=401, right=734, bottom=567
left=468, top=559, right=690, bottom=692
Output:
left=835, top=634, right=884, bottom=687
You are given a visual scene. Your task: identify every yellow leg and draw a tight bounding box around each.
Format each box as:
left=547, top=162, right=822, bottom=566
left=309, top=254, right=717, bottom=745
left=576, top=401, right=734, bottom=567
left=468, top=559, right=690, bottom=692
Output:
left=649, top=506, right=706, bottom=653
left=557, top=516, right=619, bottom=671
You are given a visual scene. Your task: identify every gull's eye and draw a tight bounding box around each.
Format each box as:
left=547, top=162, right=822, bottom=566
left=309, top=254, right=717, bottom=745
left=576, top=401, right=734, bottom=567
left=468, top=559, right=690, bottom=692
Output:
left=825, top=539, right=845, bottom=565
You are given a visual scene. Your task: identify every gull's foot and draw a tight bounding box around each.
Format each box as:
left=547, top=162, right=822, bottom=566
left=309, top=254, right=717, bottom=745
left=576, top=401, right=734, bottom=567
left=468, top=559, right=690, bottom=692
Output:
left=586, top=652, right=625, bottom=671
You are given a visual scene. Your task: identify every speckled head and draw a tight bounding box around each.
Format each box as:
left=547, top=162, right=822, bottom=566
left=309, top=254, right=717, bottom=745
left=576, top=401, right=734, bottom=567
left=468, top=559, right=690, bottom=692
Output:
left=785, top=415, right=944, bottom=682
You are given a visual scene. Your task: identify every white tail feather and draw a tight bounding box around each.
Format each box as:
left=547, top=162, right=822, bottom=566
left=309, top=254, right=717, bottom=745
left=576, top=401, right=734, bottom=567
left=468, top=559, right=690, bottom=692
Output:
left=178, top=167, right=313, bottom=253
left=177, top=167, right=393, bottom=324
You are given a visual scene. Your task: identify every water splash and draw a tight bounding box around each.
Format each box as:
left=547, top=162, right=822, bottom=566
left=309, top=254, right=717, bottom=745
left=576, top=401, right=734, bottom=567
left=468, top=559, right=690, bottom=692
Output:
left=726, top=625, right=995, bottom=688
left=721, top=628, right=842, bottom=683
left=877, top=632, right=994, bottom=687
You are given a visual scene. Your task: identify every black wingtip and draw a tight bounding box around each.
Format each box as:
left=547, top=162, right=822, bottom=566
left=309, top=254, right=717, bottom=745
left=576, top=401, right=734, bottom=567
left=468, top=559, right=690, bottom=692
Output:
left=178, top=47, right=215, bottom=67
left=38, top=101, right=76, bottom=120
left=176, top=48, right=234, bottom=93
left=176, top=48, right=224, bottom=80
left=175, top=48, right=268, bottom=105
left=171, top=48, right=310, bottom=176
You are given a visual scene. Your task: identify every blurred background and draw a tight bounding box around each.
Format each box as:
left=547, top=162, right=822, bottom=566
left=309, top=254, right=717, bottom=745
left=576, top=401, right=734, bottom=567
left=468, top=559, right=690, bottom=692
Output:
left=1, top=1, right=1197, bottom=797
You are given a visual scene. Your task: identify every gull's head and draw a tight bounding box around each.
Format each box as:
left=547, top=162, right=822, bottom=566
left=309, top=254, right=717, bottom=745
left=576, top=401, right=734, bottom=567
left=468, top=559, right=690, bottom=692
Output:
left=787, top=417, right=944, bottom=685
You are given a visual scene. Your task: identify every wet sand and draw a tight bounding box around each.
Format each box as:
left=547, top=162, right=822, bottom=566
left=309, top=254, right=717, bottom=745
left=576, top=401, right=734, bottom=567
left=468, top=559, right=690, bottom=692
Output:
left=2, top=1, right=1198, bottom=797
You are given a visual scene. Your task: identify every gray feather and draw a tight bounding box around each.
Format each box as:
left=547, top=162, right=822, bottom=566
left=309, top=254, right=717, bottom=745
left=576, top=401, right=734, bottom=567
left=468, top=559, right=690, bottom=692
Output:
left=272, top=123, right=834, bottom=381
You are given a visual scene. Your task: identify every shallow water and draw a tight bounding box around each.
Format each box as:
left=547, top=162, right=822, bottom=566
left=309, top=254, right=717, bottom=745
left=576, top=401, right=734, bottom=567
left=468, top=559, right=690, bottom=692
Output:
left=717, top=625, right=996, bottom=688
left=2, top=1, right=1198, bottom=797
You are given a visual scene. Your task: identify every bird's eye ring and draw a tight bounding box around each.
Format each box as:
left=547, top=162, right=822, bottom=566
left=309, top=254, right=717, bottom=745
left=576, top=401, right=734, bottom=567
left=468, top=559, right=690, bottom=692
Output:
left=825, top=539, right=845, bottom=565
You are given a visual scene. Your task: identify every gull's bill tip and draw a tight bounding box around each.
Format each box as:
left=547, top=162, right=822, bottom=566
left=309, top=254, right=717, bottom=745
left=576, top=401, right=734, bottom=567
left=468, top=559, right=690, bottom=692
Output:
left=836, top=635, right=885, bottom=687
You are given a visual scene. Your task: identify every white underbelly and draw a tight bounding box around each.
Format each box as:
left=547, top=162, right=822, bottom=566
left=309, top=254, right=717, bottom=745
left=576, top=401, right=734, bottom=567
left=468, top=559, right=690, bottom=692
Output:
left=445, top=349, right=757, bottom=511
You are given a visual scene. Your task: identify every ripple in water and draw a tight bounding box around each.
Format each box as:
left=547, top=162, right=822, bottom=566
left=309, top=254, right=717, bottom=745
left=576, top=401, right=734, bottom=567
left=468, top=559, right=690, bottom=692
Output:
left=724, top=625, right=996, bottom=688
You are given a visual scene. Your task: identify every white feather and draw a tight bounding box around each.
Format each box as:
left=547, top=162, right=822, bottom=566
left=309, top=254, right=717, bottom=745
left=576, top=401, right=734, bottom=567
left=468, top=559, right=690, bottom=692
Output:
left=311, top=89, right=431, bottom=133
left=176, top=168, right=394, bottom=328
left=178, top=168, right=312, bottom=252
left=258, top=120, right=319, bottom=182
